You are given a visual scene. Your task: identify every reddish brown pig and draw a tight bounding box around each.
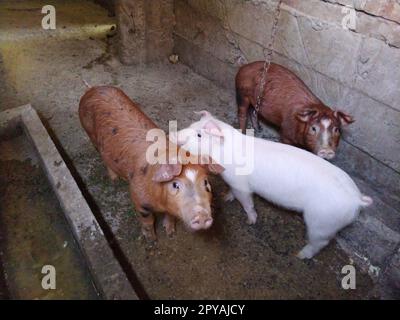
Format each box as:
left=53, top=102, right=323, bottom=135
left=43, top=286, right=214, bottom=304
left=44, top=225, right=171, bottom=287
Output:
left=236, top=62, right=354, bottom=159
left=79, top=86, right=222, bottom=240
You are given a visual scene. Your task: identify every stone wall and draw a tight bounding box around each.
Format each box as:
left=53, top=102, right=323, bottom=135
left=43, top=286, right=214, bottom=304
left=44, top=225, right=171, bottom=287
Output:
left=115, top=0, right=174, bottom=64
left=172, top=0, right=400, bottom=297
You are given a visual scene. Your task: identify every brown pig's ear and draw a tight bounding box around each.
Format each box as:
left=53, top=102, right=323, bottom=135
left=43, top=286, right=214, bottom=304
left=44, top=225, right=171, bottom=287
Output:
left=200, top=156, right=225, bottom=175
left=334, top=111, right=355, bottom=126
left=152, top=163, right=183, bottom=182
left=296, top=108, right=319, bottom=122
left=207, top=163, right=225, bottom=175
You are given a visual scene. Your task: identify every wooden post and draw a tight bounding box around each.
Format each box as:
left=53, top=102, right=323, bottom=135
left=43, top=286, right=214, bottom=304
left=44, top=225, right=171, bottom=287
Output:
left=116, top=0, right=174, bottom=65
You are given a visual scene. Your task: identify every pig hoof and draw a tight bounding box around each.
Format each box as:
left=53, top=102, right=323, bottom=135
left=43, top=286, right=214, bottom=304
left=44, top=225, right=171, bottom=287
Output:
left=296, top=246, right=313, bottom=260
left=145, top=235, right=157, bottom=243
left=163, top=216, right=176, bottom=237
left=142, top=229, right=157, bottom=242
left=246, top=216, right=257, bottom=225
left=166, top=229, right=176, bottom=237
left=246, top=210, right=258, bottom=225
left=164, top=225, right=176, bottom=237
left=145, top=235, right=157, bottom=242
left=224, top=191, right=235, bottom=202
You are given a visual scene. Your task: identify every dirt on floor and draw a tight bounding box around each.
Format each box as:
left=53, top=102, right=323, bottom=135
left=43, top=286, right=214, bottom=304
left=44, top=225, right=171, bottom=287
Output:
left=0, top=0, right=379, bottom=299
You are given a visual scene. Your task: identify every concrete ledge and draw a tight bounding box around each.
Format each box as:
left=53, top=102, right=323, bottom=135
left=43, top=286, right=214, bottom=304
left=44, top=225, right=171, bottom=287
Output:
left=0, top=105, right=138, bottom=300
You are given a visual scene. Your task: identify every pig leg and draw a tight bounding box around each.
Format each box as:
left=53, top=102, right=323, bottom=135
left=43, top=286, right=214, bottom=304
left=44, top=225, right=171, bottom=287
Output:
left=238, top=95, right=251, bottom=133
left=296, top=213, right=336, bottom=259
left=163, top=214, right=176, bottom=237
left=249, top=108, right=262, bottom=132
left=137, top=210, right=157, bottom=241
left=231, top=188, right=258, bottom=225
left=107, top=166, right=119, bottom=181
left=129, top=188, right=157, bottom=241
left=296, top=234, right=331, bottom=260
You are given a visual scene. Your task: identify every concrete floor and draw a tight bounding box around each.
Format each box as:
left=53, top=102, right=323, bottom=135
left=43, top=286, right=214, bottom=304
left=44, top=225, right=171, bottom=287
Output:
left=0, top=0, right=378, bottom=299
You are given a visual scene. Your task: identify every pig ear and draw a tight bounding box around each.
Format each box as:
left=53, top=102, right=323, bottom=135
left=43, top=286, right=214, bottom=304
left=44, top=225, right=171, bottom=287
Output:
left=203, top=120, right=224, bottom=137
left=296, top=108, right=319, bottom=122
left=200, top=155, right=225, bottom=175
left=207, top=163, right=225, bottom=175
left=334, top=111, right=355, bottom=126
left=194, top=110, right=212, bottom=119
left=152, top=163, right=183, bottom=182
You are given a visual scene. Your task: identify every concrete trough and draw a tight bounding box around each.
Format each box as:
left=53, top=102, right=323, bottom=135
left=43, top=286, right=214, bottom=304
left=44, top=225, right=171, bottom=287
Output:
left=0, top=105, right=138, bottom=300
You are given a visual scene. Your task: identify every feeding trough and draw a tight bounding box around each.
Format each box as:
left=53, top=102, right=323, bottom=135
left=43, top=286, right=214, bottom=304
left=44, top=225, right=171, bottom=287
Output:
left=0, top=105, right=138, bottom=300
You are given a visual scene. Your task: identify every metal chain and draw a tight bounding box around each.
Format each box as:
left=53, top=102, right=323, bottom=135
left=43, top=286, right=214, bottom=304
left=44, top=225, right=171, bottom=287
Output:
left=254, top=0, right=283, bottom=115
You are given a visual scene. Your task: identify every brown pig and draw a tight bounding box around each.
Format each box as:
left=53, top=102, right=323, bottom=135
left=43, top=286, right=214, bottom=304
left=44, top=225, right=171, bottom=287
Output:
left=235, top=62, right=354, bottom=159
left=79, top=86, right=223, bottom=240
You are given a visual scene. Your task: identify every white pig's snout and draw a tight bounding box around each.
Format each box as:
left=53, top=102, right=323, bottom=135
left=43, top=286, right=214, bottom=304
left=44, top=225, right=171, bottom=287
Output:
left=189, top=206, right=213, bottom=230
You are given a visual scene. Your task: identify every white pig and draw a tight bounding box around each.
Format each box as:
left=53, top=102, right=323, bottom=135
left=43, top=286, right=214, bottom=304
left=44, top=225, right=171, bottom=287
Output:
left=170, top=111, right=373, bottom=259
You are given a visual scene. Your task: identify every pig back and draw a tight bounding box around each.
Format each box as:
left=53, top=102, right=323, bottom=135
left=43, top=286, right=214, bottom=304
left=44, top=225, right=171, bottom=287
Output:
left=79, top=86, right=158, bottom=180
left=237, top=62, right=321, bottom=125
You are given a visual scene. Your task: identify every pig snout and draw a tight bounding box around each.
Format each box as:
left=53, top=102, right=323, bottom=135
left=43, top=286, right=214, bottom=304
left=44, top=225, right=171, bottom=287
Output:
left=189, top=206, right=213, bottom=231
left=317, top=148, right=335, bottom=160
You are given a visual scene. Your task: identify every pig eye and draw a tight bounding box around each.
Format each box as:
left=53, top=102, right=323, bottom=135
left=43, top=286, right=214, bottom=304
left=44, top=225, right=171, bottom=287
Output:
left=197, top=133, right=202, bottom=138
left=333, top=127, right=340, bottom=134
left=311, top=126, right=317, bottom=133
left=172, top=181, right=180, bottom=190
